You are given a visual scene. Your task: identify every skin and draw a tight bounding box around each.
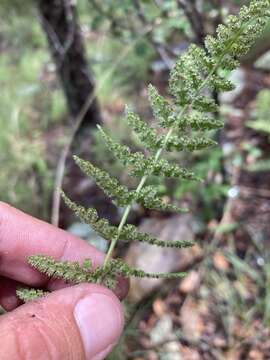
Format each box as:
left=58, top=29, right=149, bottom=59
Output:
left=0, top=201, right=129, bottom=359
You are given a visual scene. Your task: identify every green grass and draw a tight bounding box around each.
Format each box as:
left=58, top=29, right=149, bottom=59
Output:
left=0, top=10, right=65, bottom=217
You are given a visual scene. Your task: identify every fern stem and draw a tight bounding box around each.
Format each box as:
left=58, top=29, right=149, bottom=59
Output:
left=104, top=175, right=147, bottom=264
left=103, top=17, right=255, bottom=267
left=104, top=128, right=174, bottom=265
left=104, top=205, right=131, bottom=264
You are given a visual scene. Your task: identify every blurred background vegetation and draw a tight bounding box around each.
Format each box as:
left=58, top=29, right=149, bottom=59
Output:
left=1, top=0, right=270, bottom=358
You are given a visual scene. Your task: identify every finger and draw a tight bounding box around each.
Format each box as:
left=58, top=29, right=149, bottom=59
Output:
left=0, top=284, right=124, bottom=360
left=0, top=277, right=21, bottom=311
left=0, top=202, right=129, bottom=300
left=0, top=202, right=104, bottom=285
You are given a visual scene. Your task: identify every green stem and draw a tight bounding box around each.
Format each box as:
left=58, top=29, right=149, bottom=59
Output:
left=104, top=129, right=173, bottom=265
left=104, top=19, right=251, bottom=266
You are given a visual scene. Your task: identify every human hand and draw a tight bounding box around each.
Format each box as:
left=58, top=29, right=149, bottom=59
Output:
left=0, top=202, right=128, bottom=360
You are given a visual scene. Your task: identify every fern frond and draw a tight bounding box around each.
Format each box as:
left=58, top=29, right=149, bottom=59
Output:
left=120, top=224, right=194, bottom=248
left=177, top=112, right=224, bottom=131
left=148, top=84, right=174, bottom=128
left=149, top=86, right=224, bottom=132
left=61, top=192, right=118, bottom=240
left=97, top=125, right=148, bottom=174
left=63, top=171, right=184, bottom=215
left=98, top=125, right=200, bottom=180
left=28, top=255, right=118, bottom=290
left=163, top=135, right=217, bottom=152
left=206, top=2, right=270, bottom=69
left=193, top=96, right=219, bottom=113
left=121, top=266, right=186, bottom=279
left=28, top=256, right=186, bottom=292
left=24, top=0, right=270, bottom=297
left=62, top=194, right=190, bottom=246
left=73, top=156, right=134, bottom=206
left=16, top=288, right=49, bottom=302
left=28, top=255, right=97, bottom=283
left=150, top=158, right=201, bottom=180
left=106, top=258, right=186, bottom=279
left=125, top=107, right=162, bottom=151
left=169, top=1, right=270, bottom=107
left=137, top=186, right=188, bottom=213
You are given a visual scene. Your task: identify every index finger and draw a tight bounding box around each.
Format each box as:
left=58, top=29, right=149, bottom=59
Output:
left=0, top=202, right=105, bottom=286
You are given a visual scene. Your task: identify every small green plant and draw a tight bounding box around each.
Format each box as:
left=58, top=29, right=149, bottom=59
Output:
left=17, top=0, right=270, bottom=302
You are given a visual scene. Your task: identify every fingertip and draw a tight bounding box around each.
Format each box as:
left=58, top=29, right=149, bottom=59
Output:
left=73, top=284, right=124, bottom=359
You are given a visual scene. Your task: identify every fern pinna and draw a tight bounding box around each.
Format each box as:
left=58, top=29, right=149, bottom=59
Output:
left=18, top=0, right=270, bottom=301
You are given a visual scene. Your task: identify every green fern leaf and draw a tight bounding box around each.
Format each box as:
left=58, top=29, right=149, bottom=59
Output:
left=98, top=125, right=199, bottom=179
left=27, top=256, right=185, bottom=293
left=73, top=156, right=134, bottom=206
left=125, top=107, right=162, bottom=151
left=150, top=158, right=201, bottom=180
left=120, top=224, right=194, bottom=248
left=148, top=84, right=174, bottom=128
left=61, top=193, right=119, bottom=240
left=16, top=288, right=49, bottom=302
left=62, top=194, right=192, bottom=248
left=28, top=255, right=98, bottom=284
left=111, top=259, right=186, bottom=279
left=97, top=125, right=148, bottom=174
left=163, top=135, right=217, bottom=152
left=137, top=186, right=188, bottom=213
left=177, top=112, right=224, bottom=131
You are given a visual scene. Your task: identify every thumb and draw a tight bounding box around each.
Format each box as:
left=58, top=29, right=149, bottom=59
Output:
left=0, top=284, right=124, bottom=360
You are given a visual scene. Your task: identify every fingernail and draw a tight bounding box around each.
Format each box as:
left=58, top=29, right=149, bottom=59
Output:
left=74, top=293, right=123, bottom=359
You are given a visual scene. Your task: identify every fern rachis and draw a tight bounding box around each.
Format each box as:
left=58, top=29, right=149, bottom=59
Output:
left=17, top=0, right=270, bottom=302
